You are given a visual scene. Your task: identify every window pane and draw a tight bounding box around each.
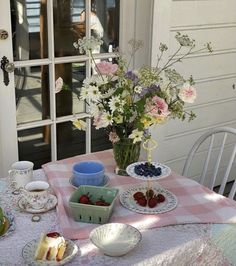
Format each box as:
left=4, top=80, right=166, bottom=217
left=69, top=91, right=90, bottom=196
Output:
left=57, top=121, right=86, bottom=160
left=11, top=0, right=48, bottom=61
left=18, top=127, right=51, bottom=169
left=92, top=0, right=120, bottom=53
left=53, top=0, right=120, bottom=57
left=54, top=0, right=85, bottom=57
left=91, top=126, right=112, bottom=153
left=15, top=66, right=50, bottom=125
left=55, top=62, right=85, bottom=118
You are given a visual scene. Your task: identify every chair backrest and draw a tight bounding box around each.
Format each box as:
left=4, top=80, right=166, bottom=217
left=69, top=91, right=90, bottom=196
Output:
left=182, top=127, right=236, bottom=199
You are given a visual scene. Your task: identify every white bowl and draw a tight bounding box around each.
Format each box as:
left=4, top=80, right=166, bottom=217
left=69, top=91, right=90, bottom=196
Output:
left=89, top=223, right=141, bottom=256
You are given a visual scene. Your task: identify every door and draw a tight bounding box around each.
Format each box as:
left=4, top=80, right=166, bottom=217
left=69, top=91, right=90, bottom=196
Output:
left=0, top=0, right=123, bottom=176
left=151, top=0, right=236, bottom=185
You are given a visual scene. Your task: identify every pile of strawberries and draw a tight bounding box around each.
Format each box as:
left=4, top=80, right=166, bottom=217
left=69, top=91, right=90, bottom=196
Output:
left=78, top=193, right=110, bottom=206
left=133, top=189, right=165, bottom=208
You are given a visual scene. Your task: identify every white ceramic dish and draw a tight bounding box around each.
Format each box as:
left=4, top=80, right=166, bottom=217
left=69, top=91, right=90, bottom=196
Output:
left=22, top=238, right=79, bottom=266
left=18, top=194, right=58, bottom=214
left=90, top=223, right=141, bottom=256
left=119, top=183, right=178, bottom=214
left=126, top=161, right=171, bottom=180
left=0, top=211, right=15, bottom=239
left=69, top=174, right=110, bottom=188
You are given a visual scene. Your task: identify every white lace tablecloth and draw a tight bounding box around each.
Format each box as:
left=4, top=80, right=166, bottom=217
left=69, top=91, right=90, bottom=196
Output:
left=0, top=169, right=235, bottom=266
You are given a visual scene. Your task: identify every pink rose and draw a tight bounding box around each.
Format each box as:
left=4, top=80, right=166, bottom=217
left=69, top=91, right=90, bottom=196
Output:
left=179, top=83, right=197, bottom=103
left=146, top=96, right=170, bottom=117
left=96, top=61, right=118, bottom=75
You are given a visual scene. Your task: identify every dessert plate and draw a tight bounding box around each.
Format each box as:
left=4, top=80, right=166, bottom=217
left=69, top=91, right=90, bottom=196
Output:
left=126, top=161, right=171, bottom=180
left=69, top=174, right=110, bottom=188
left=18, top=194, right=58, bottom=214
left=22, top=239, right=79, bottom=266
left=120, top=183, right=178, bottom=214
left=0, top=211, right=15, bottom=239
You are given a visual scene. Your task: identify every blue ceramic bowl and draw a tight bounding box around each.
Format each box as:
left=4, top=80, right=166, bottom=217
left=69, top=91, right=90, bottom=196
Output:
left=72, top=161, right=105, bottom=186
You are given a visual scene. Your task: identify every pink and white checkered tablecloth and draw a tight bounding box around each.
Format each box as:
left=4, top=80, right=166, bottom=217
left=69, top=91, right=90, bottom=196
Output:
left=42, top=149, right=236, bottom=240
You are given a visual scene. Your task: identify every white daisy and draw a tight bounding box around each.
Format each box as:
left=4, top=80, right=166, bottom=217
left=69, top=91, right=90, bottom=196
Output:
left=108, top=96, right=125, bottom=113
left=79, top=87, right=89, bottom=100
left=101, top=88, right=116, bottom=99
left=83, top=75, right=108, bottom=87
left=101, top=112, right=113, bottom=127
left=87, top=85, right=101, bottom=102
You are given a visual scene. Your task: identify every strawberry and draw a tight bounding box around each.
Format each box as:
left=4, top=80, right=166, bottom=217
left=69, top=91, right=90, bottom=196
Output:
left=136, top=197, right=147, bottom=207
left=95, top=196, right=110, bottom=206
left=148, top=197, right=158, bottom=208
left=46, top=232, right=60, bottom=238
left=79, top=193, right=90, bottom=204
left=95, top=201, right=110, bottom=206
left=146, top=189, right=154, bottom=199
left=157, top=194, right=165, bottom=203
left=133, top=191, right=145, bottom=201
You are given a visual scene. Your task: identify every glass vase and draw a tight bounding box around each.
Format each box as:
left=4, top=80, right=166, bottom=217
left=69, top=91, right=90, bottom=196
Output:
left=113, top=138, right=141, bottom=175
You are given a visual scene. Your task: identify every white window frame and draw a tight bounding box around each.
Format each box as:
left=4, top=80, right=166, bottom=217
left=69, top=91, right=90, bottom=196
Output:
left=0, top=0, right=141, bottom=176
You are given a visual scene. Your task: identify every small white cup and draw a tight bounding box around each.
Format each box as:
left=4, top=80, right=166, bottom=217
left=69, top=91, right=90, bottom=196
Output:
left=9, top=161, right=34, bottom=190
left=22, top=181, right=50, bottom=209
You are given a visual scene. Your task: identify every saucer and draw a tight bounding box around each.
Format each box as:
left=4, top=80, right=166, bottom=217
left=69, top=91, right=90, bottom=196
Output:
left=18, top=194, right=58, bottom=214
left=22, top=238, right=79, bottom=266
left=69, top=174, right=110, bottom=188
left=0, top=211, right=15, bottom=239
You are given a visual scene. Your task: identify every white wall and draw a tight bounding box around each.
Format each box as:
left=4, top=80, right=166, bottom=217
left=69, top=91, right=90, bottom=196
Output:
left=150, top=0, right=236, bottom=185
left=120, top=0, right=153, bottom=68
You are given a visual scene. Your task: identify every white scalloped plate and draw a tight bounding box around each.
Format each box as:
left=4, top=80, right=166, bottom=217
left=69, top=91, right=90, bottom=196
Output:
left=120, top=183, right=178, bottom=214
left=126, top=162, right=171, bottom=180
left=22, top=238, right=79, bottom=266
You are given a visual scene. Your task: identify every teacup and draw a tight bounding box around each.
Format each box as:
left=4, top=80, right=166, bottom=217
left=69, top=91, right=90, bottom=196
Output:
left=9, top=161, right=34, bottom=190
left=21, top=181, right=50, bottom=210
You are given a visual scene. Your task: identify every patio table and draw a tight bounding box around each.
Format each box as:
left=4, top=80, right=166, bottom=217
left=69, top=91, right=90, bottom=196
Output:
left=1, top=150, right=236, bottom=265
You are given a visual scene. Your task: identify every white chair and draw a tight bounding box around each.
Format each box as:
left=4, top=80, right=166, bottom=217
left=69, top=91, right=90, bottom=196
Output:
left=182, top=127, right=236, bottom=199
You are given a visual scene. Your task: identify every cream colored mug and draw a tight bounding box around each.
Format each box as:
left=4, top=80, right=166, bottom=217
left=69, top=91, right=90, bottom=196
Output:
left=9, top=161, right=34, bottom=190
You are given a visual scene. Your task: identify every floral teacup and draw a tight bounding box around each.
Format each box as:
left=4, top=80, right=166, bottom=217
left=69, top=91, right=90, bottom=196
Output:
left=21, top=181, right=50, bottom=210
left=9, top=161, right=34, bottom=190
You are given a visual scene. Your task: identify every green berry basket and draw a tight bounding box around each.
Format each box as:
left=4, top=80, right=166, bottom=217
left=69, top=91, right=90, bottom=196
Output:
left=68, top=185, right=119, bottom=224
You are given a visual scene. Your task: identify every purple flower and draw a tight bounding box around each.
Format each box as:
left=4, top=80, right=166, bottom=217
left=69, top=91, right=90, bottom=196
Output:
left=125, top=71, right=139, bottom=85
left=143, top=129, right=151, bottom=138
left=140, top=85, right=160, bottom=97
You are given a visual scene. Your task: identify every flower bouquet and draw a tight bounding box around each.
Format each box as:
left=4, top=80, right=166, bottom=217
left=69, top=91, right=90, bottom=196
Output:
left=61, top=34, right=213, bottom=175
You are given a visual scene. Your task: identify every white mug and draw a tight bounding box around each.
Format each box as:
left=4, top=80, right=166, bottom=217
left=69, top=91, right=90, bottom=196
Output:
left=21, top=181, right=50, bottom=209
left=9, top=161, right=34, bottom=190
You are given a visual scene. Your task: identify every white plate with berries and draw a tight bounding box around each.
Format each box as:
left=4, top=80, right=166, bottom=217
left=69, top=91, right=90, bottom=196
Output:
left=126, top=161, right=171, bottom=180
left=120, top=184, right=177, bottom=214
